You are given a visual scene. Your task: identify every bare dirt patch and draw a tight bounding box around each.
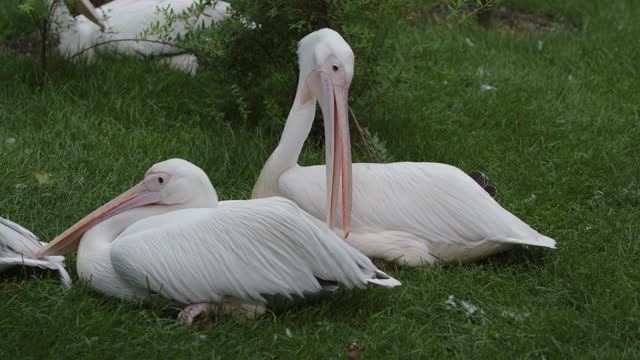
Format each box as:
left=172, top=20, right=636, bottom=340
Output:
left=410, top=0, right=579, bottom=33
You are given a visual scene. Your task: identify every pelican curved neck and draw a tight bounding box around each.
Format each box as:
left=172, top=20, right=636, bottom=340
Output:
left=252, top=79, right=316, bottom=197
left=75, top=205, right=179, bottom=299
left=81, top=205, right=178, bottom=247
left=274, top=79, right=318, bottom=167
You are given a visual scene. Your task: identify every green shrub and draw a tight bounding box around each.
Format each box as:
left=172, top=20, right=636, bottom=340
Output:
left=175, top=0, right=407, bottom=131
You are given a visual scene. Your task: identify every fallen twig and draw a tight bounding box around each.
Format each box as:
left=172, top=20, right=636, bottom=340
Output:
left=348, top=106, right=374, bottom=162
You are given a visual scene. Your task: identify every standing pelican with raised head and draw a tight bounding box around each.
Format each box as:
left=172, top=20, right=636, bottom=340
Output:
left=36, top=159, right=399, bottom=323
left=252, top=28, right=556, bottom=266
left=0, top=217, right=71, bottom=288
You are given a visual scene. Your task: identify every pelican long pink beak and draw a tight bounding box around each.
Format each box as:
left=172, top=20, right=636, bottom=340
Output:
left=73, top=0, right=107, bottom=31
left=319, top=73, right=352, bottom=238
left=36, top=181, right=161, bottom=257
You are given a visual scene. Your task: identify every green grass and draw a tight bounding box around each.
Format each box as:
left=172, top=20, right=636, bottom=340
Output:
left=1, top=0, right=640, bottom=358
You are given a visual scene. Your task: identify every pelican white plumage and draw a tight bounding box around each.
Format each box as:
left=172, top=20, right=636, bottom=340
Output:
left=251, top=28, right=557, bottom=266
left=36, top=159, right=399, bottom=323
left=0, top=216, right=71, bottom=288
left=50, top=0, right=232, bottom=74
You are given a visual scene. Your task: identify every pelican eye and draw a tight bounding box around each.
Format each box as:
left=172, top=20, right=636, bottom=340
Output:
left=158, top=177, right=164, bottom=184
left=332, top=65, right=339, bottom=72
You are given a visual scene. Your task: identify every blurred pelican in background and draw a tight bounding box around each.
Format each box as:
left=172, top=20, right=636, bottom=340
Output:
left=49, top=0, right=233, bottom=74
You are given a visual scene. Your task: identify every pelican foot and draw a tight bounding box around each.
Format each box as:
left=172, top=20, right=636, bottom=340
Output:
left=178, top=303, right=266, bottom=324
left=178, top=302, right=211, bottom=325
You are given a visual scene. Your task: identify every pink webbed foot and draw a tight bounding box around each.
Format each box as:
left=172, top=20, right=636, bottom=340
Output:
left=178, top=302, right=267, bottom=325
left=178, top=302, right=212, bottom=325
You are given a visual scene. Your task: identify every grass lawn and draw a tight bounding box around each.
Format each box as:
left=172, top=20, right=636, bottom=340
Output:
left=1, top=0, right=639, bottom=358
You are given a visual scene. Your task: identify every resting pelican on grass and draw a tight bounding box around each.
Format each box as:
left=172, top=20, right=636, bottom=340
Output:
left=251, top=28, right=556, bottom=266
left=50, top=0, right=232, bottom=74
left=0, top=217, right=71, bottom=288
left=36, top=159, right=399, bottom=323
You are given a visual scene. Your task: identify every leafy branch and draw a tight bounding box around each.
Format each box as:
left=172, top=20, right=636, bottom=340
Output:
left=18, top=0, right=59, bottom=85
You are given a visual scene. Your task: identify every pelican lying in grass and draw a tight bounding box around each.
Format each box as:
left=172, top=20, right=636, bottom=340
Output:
left=37, top=159, right=399, bottom=323
left=0, top=217, right=71, bottom=288
left=252, top=28, right=556, bottom=266
left=49, top=0, right=232, bottom=74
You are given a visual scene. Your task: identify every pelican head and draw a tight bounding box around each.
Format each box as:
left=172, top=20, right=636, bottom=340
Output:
left=36, top=159, right=217, bottom=257
left=298, top=28, right=354, bottom=238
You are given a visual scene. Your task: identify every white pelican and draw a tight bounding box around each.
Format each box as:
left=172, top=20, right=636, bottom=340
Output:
left=251, top=28, right=557, bottom=266
left=50, top=0, right=232, bottom=74
left=36, top=159, right=400, bottom=323
left=0, top=216, right=71, bottom=288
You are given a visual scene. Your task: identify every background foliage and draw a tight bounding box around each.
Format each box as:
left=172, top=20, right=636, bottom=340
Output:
left=179, top=0, right=406, bottom=133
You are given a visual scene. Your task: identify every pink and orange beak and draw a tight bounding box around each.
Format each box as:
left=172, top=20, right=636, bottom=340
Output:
left=73, top=0, right=107, bottom=32
left=318, top=72, right=352, bottom=239
left=36, top=181, right=161, bottom=257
